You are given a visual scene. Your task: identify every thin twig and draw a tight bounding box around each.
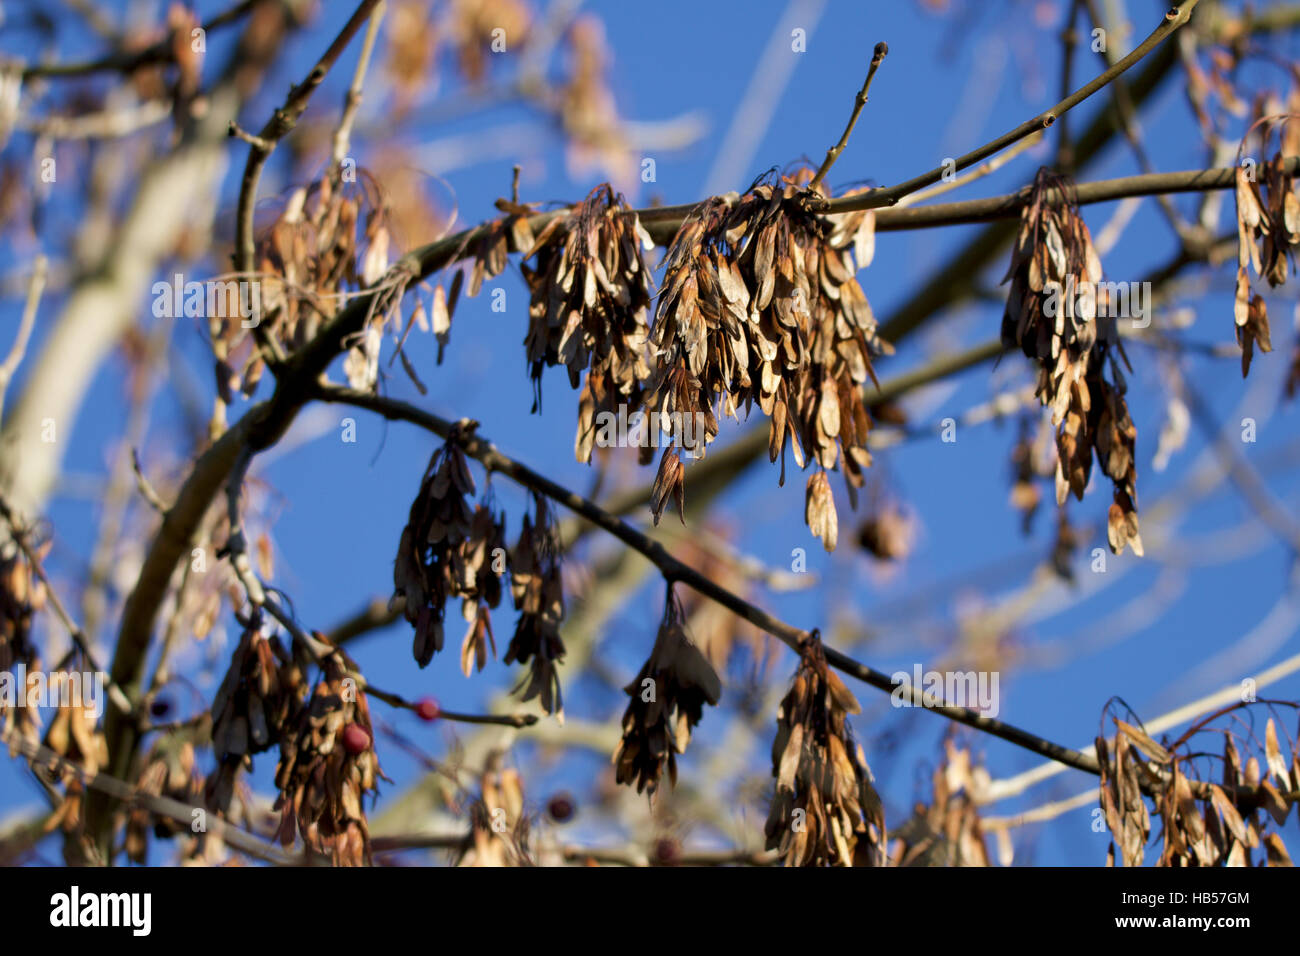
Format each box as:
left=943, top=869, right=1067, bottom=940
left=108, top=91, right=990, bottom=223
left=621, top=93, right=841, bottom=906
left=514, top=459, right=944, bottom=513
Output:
left=806, top=41, right=888, bottom=196
left=130, top=449, right=169, bottom=514
left=981, top=788, right=1097, bottom=831
left=330, top=0, right=387, bottom=169
left=896, top=131, right=1043, bottom=208
left=16, top=99, right=172, bottom=141
left=1081, top=0, right=1191, bottom=239
left=222, top=447, right=265, bottom=607
left=145, top=557, right=195, bottom=695
left=0, top=726, right=302, bottom=866
left=0, top=255, right=47, bottom=423
left=20, top=0, right=263, bottom=80
left=229, top=0, right=385, bottom=365
left=1179, top=377, right=1300, bottom=558
left=1054, top=0, right=1083, bottom=172
left=808, top=0, right=1202, bottom=212
left=328, top=595, right=402, bottom=645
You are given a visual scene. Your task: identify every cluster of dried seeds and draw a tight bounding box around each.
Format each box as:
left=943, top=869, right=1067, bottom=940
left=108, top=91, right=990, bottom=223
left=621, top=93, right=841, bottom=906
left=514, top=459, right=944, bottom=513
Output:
left=1234, top=151, right=1298, bottom=376
left=446, top=0, right=532, bottom=86
left=216, top=172, right=397, bottom=405
left=273, top=643, right=386, bottom=867
left=210, top=621, right=306, bottom=761
left=612, top=589, right=721, bottom=795
left=459, top=765, right=532, bottom=867
left=519, top=183, right=653, bottom=461
left=125, top=739, right=204, bottom=864
left=1213, top=718, right=1297, bottom=866
left=645, top=170, right=888, bottom=543
left=1093, top=375, right=1142, bottom=556
left=764, top=631, right=885, bottom=866
left=853, top=497, right=915, bottom=562
left=1096, top=713, right=1296, bottom=867
left=41, top=669, right=108, bottom=839
left=1095, top=724, right=1152, bottom=868
left=1002, top=168, right=1142, bottom=556
left=392, top=429, right=507, bottom=669
left=890, top=741, right=994, bottom=867
left=504, top=494, right=566, bottom=719
left=419, top=195, right=543, bottom=371
left=0, top=542, right=44, bottom=753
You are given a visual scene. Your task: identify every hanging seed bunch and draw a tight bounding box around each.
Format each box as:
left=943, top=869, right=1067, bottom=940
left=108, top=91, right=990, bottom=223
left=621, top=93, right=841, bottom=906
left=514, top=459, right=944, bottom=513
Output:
left=393, top=427, right=507, bottom=669
left=612, top=588, right=722, bottom=794
left=42, top=663, right=108, bottom=837
left=504, top=493, right=566, bottom=719
left=765, top=631, right=885, bottom=867
left=854, top=503, right=915, bottom=562
left=459, top=766, right=532, bottom=867
left=0, top=541, right=45, bottom=753
left=1234, top=147, right=1298, bottom=376
left=210, top=618, right=307, bottom=761
left=273, top=643, right=386, bottom=867
left=447, top=0, right=532, bottom=85
left=462, top=164, right=552, bottom=306
left=1093, top=372, right=1142, bottom=556
left=1155, top=762, right=1229, bottom=867
left=211, top=172, right=396, bottom=402
left=1001, top=168, right=1104, bottom=423
left=1212, top=720, right=1297, bottom=866
left=467, top=213, right=524, bottom=296
left=1095, top=724, right=1154, bottom=867
left=645, top=168, right=888, bottom=542
left=891, top=741, right=993, bottom=867
left=125, top=739, right=204, bottom=864
left=520, top=183, right=654, bottom=460
left=1002, top=168, right=1142, bottom=556
left=1104, top=711, right=1297, bottom=867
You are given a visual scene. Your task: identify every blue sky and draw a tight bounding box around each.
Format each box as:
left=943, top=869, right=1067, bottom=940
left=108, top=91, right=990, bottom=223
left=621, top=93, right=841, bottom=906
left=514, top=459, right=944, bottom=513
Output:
left=3, top=0, right=1300, bottom=866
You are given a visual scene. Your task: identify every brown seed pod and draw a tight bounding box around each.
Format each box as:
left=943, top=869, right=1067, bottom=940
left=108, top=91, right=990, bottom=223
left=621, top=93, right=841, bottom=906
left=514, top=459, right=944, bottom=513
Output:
left=645, top=168, right=889, bottom=547
left=519, top=183, right=654, bottom=460
left=1002, top=168, right=1141, bottom=555
left=393, top=429, right=507, bottom=668
left=612, top=588, right=721, bottom=795
left=765, top=630, right=885, bottom=867
left=273, top=644, right=387, bottom=867
left=504, top=494, right=567, bottom=719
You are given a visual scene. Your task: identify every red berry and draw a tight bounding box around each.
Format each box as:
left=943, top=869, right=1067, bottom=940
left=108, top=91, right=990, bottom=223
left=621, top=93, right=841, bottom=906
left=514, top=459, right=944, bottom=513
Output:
left=414, top=697, right=441, bottom=722
left=653, top=837, right=679, bottom=865
left=342, top=722, right=371, bottom=756
left=547, top=793, right=576, bottom=823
